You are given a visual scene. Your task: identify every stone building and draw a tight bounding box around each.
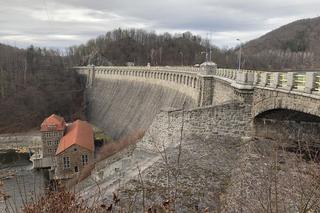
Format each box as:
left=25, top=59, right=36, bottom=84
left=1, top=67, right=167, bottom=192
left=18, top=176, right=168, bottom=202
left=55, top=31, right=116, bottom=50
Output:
left=54, top=120, right=94, bottom=180
left=36, top=114, right=94, bottom=180
left=40, top=114, right=66, bottom=158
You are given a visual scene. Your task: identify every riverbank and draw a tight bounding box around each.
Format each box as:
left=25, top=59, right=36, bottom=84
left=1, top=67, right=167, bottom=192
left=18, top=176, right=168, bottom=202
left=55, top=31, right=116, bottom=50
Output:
left=0, top=150, right=48, bottom=212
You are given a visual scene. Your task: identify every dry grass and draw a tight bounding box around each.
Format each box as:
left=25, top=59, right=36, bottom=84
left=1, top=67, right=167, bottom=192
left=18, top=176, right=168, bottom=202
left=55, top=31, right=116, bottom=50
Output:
left=96, top=129, right=145, bottom=162
left=21, top=186, right=183, bottom=213
left=22, top=188, right=100, bottom=213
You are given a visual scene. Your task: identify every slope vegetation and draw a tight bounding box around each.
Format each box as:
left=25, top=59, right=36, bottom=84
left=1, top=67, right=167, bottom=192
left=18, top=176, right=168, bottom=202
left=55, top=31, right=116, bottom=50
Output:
left=242, top=17, right=320, bottom=69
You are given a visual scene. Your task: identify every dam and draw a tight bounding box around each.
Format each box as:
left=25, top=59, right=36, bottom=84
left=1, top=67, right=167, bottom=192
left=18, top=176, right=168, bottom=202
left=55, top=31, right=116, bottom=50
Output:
left=73, top=64, right=320, bottom=211
left=76, top=64, right=320, bottom=147
left=87, top=77, right=196, bottom=140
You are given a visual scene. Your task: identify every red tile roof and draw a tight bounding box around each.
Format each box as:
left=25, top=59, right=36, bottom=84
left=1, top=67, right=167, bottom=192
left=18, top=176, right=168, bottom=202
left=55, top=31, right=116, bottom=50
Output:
left=40, top=114, right=66, bottom=132
left=56, top=120, right=94, bottom=155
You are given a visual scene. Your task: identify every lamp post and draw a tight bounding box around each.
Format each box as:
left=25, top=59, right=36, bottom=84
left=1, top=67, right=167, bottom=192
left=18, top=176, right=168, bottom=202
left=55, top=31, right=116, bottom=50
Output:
left=237, top=38, right=242, bottom=71
left=209, top=32, right=213, bottom=62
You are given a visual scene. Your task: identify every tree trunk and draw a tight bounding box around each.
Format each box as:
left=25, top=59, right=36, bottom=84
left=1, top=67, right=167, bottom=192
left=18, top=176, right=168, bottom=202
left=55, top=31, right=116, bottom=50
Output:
left=0, top=67, right=5, bottom=99
left=24, top=58, right=27, bottom=85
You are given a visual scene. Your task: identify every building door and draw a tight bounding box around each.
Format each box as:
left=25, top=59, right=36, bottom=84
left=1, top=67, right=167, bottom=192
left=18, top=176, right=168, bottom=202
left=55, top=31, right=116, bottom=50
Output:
left=75, top=166, right=78, bottom=172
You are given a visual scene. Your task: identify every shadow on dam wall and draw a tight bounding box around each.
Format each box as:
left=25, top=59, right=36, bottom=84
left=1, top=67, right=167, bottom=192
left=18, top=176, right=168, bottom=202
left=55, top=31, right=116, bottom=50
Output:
left=86, top=78, right=197, bottom=140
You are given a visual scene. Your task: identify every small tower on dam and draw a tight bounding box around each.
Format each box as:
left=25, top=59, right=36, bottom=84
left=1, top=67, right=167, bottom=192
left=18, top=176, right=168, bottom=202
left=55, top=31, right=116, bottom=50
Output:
left=198, top=61, right=217, bottom=106
left=200, top=61, right=217, bottom=75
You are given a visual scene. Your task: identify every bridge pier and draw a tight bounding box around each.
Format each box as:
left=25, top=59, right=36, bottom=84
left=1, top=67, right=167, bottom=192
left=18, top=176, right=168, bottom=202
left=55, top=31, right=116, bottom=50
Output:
left=198, top=75, right=214, bottom=107
left=85, top=65, right=95, bottom=88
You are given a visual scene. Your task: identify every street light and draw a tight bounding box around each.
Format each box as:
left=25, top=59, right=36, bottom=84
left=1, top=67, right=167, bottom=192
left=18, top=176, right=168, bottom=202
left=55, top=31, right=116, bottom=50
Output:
left=237, top=38, right=242, bottom=71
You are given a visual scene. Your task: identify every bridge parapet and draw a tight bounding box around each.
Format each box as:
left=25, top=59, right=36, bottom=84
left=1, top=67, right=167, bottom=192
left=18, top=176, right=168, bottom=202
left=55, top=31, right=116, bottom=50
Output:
left=212, top=68, right=320, bottom=97
left=90, top=66, right=200, bottom=88
left=75, top=66, right=320, bottom=108
left=252, top=71, right=320, bottom=95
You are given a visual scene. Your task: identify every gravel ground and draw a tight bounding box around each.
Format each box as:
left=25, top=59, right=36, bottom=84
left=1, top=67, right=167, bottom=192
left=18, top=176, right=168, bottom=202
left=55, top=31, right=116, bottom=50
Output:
left=92, top=136, right=320, bottom=213
left=98, top=135, right=241, bottom=212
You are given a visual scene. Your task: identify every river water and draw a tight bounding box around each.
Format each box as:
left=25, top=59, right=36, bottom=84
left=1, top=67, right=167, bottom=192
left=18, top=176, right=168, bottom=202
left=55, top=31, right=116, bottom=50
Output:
left=0, top=151, right=48, bottom=212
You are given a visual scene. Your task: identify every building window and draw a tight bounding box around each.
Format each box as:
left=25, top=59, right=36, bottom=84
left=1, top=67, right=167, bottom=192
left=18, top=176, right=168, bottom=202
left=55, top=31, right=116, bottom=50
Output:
left=48, top=148, right=52, bottom=153
left=82, top=154, right=88, bottom=165
left=48, top=141, right=52, bottom=146
left=74, top=148, right=77, bottom=152
left=56, top=140, right=59, bottom=145
left=63, top=157, right=70, bottom=169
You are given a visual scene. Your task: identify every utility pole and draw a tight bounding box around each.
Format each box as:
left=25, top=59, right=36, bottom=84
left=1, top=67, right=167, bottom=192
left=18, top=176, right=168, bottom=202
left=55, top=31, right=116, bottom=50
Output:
left=209, top=32, right=213, bottom=61
left=201, top=51, right=208, bottom=62
left=179, top=51, right=183, bottom=66
left=237, top=38, right=242, bottom=70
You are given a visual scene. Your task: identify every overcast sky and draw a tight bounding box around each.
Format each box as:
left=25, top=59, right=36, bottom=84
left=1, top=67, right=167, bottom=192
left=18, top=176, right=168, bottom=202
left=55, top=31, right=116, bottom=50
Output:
left=1, top=0, right=319, bottom=49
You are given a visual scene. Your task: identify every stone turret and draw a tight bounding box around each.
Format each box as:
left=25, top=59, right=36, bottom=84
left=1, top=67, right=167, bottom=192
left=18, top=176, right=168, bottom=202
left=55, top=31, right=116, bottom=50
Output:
left=200, top=61, right=217, bottom=75
left=197, top=61, right=217, bottom=106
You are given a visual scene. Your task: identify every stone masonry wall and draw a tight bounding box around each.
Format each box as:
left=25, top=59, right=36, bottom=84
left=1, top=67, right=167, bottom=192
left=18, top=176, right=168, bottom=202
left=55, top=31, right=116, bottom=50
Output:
left=212, top=79, right=237, bottom=105
left=55, top=144, right=94, bottom=180
left=139, top=102, right=252, bottom=152
left=42, top=130, right=64, bottom=158
left=252, top=87, right=320, bottom=118
left=198, top=76, right=214, bottom=107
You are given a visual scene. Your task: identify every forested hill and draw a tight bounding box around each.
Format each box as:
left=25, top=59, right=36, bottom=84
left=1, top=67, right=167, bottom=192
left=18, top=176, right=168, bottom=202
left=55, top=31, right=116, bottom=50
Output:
left=68, top=29, right=210, bottom=66
left=0, top=45, right=84, bottom=133
left=241, top=16, right=320, bottom=69
left=68, top=21, right=320, bottom=70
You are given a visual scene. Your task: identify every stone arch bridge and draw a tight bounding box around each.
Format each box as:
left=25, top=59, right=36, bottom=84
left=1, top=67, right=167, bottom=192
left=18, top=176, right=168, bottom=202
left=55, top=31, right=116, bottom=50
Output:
left=75, top=65, right=320, bottom=148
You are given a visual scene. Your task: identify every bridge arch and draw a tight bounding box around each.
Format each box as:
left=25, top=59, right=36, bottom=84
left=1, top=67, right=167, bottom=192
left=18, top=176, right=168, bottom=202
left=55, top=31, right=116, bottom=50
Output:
left=253, top=108, right=320, bottom=151
left=252, top=89, right=320, bottom=118
left=251, top=88, right=320, bottom=154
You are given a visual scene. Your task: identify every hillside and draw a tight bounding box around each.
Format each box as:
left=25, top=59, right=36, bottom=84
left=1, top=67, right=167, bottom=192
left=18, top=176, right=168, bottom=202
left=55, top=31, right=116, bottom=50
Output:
left=242, top=16, right=320, bottom=69
left=69, top=21, right=320, bottom=70
left=0, top=44, right=85, bottom=133
left=68, top=29, right=208, bottom=66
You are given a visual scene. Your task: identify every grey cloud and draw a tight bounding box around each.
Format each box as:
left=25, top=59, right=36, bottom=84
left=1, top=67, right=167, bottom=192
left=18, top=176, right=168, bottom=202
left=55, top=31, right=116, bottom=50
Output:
left=0, top=0, right=319, bottom=48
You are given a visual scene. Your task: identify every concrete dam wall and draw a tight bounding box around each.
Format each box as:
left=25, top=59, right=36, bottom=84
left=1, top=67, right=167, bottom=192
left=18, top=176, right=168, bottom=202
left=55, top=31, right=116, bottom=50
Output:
left=87, top=78, right=197, bottom=139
